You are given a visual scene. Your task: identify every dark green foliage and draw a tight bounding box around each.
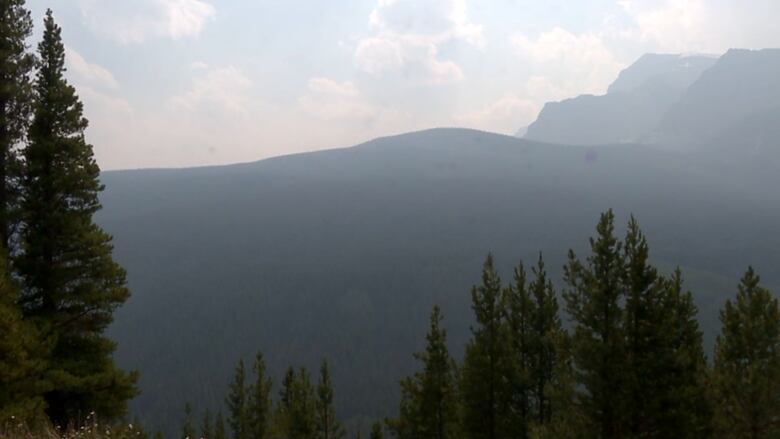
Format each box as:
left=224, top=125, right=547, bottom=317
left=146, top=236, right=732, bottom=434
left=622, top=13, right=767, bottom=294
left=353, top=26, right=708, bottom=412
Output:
left=215, top=412, right=228, bottom=439
left=278, top=367, right=317, bottom=439
left=527, top=254, right=562, bottom=426
left=316, top=360, right=345, bottom=439
left=460, top=254, right=508, bottom=439
left=249, top=353, right=273, bottom=439
left=0, top=247, right=46, bottom=425
left=387, top=306, right=459, bottom=439
left=181, top=403, right=194, bottom=439
left=656, top=269, right=712, bottom=439
left=503, top=262, right=533, bottom=439
left=0, top=0, right=34, bottom=248
left=201, top=410, right=214, bottom=439
left=227, top=359, right=249, bottom=439
left=370, top=422, right=383, bottom=439
left=15, top=10, right=136, bottom=426
left=713, top=267, right=780, bottom=439
left=564, top=212, right=712, bottom=439
left=563, top=210, right=629, bottom=439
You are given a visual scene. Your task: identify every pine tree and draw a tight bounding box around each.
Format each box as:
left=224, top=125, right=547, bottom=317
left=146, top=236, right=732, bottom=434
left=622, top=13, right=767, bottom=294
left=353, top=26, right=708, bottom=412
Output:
left=0, top=0, right=35, bottom=248
left=227, top=359, right=249, bottom=439
left=315, top=360, right=345, bottom=439
left=370, top=422, right=384, bottom=439
left=563, top=210, right=627, bottom=439
left=621, top=216, right=661, bottom=437
left=201, top=410, right=214, bottom=439
left=215, top=411, right=228, bottom=439
left=461, top=254, right=508, bottom=439
left=181, top=403, right=195, bottom=439
left=527, top=253, right=562, bottom=427
left=0, top=246, right=45, bottom=425
left=713, top=267, right=780, bottom=439
left=654, top=269, right=711, bottom=439
left=388, top=306, right=459, bottom=439
left=278, top=368, right=316, bottom=439
left=248, top=352, right=272, bottom=439
left=15, top=10, right=137, bottom=425
left=502, top=262, right=533, bottom=439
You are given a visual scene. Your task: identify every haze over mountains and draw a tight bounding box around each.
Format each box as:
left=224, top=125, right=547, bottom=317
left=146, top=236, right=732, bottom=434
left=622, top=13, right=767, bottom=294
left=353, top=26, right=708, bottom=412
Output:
left=97, top=49, right=780, bottom=435
left=524, top=49, right=780, bottom=152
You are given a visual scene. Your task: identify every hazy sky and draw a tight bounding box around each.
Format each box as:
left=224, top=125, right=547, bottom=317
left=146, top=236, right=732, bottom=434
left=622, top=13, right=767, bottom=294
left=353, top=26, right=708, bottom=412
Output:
left=24, top=0, right=780, bottom=169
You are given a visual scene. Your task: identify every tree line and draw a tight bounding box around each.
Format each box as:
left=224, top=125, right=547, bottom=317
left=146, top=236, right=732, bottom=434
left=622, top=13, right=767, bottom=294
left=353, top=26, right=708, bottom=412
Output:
left=193, top=210, right=779, bottom=439
left=0, top=2, right=136, bottom=430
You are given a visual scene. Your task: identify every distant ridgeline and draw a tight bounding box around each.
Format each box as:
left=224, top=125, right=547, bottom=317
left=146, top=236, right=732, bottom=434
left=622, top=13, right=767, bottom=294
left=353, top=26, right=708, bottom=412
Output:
left=523, top=49, right=780, bottom=164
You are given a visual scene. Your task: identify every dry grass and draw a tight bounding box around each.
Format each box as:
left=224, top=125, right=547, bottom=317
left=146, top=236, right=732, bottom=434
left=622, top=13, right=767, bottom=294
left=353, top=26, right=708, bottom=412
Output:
left=0, top=413, right=146, bottom=439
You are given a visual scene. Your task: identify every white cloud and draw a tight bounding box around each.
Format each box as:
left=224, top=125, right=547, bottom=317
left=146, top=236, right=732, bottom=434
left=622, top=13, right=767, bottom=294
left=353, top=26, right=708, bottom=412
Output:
left=355, top=38, right=404, bottom=75
left=618, top=0, right=780, bottom=53
left=299, top=77, right=378, bottom=121
left=512, top=27, right=626, bottom=97
left=168, top=66, right=253, bottom=117
left=355, top=0, right=482, bottom=84
left=65, top=46, right=119, bottom=90
left=79, top=0, right=215, bottom=43
left=307, top=77, right=360, bottom=97
left=454, top=94, right=538, bottom=134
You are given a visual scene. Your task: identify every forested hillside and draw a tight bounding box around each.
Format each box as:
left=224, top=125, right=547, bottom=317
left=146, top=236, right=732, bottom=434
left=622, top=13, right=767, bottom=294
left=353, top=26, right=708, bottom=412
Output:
left=97, top=127, right=780, bottom=435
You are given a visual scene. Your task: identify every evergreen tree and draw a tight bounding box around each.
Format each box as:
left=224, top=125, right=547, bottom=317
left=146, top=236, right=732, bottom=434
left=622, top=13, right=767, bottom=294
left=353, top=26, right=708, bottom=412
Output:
left=0, top=246, right=45, bottom=425
left=388, top=306, right=459, bottom=439
left=654, top=269, right=711, bottom=439
left=278, top=367, right=317, bottom=439
left=181, top=403, right=195, bottom=439
left=563, top=210, right=627, bottom=439
left=713, top=267, right=780, bottom=439
left=315, top=360, right=345, bottom=439
left=621, top=216, right=661, bottom=437
left=15, top=10, right=136, bottom=425
left=201, top=410, right=214, bottom=439
left=0, top=0, right=35, bottom=248
left=527, top=254, right=562, bottom=427
left=461, top=254, right=509, bottom=439
left=502, top=262, right=533, bottom=439
left=370, top=422, right=384, bottom=439
left=215, top=412, right=228, bottom=439
left=227, top=359, right=249, bottom=439
left=249, top=353, right=273, bottom=439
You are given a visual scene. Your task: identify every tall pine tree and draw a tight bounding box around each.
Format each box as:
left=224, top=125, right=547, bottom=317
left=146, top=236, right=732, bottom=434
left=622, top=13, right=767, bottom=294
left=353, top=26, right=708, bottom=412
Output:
left=249, top=353, right=272, bottom=439
left=315, top=360, right=345, bottom=439
left=527, top=254, right=562, bottom=427
left=0, top=0, right=35, bottom=248
left=563, top=210, right=627, bottom=439
left=227, top=359, right=249, bottom=439
left=502, top=262, right=533, bottom=439
left=713, top=267, right=780, bottom=439
left=461, top=254, right=509, bottom=439
left=16, top=10, right=136, bottom=425
left=388, top=306, right=459, bottom=439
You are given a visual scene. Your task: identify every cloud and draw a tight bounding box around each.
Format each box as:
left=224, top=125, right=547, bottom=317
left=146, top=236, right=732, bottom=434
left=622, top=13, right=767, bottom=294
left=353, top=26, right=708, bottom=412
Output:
left=512, top=27, right=626, bottom=97
left=65, top=47, right=119, bottom=90
left=454, top=94, right=538, bottom=134
left=355, top=0, right=482, bottom=84
left=79, top=0, right=215, bottom=43
left=167, top=66, right=253, bottom=117
left=298, top=77, right=379, bottom=121
left=618, top=0, right=780, bottom=53
left=307, top=77, right=360, bottom=98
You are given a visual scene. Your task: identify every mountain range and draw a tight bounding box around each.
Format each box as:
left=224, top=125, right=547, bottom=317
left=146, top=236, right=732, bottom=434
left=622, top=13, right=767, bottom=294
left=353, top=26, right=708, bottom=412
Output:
left=97, top=49, right=780, bottom=435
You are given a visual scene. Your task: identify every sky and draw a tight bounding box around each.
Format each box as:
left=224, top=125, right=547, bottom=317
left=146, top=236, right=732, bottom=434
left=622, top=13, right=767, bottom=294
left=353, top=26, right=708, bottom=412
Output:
left=23, top=0, right=780, bottom=170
